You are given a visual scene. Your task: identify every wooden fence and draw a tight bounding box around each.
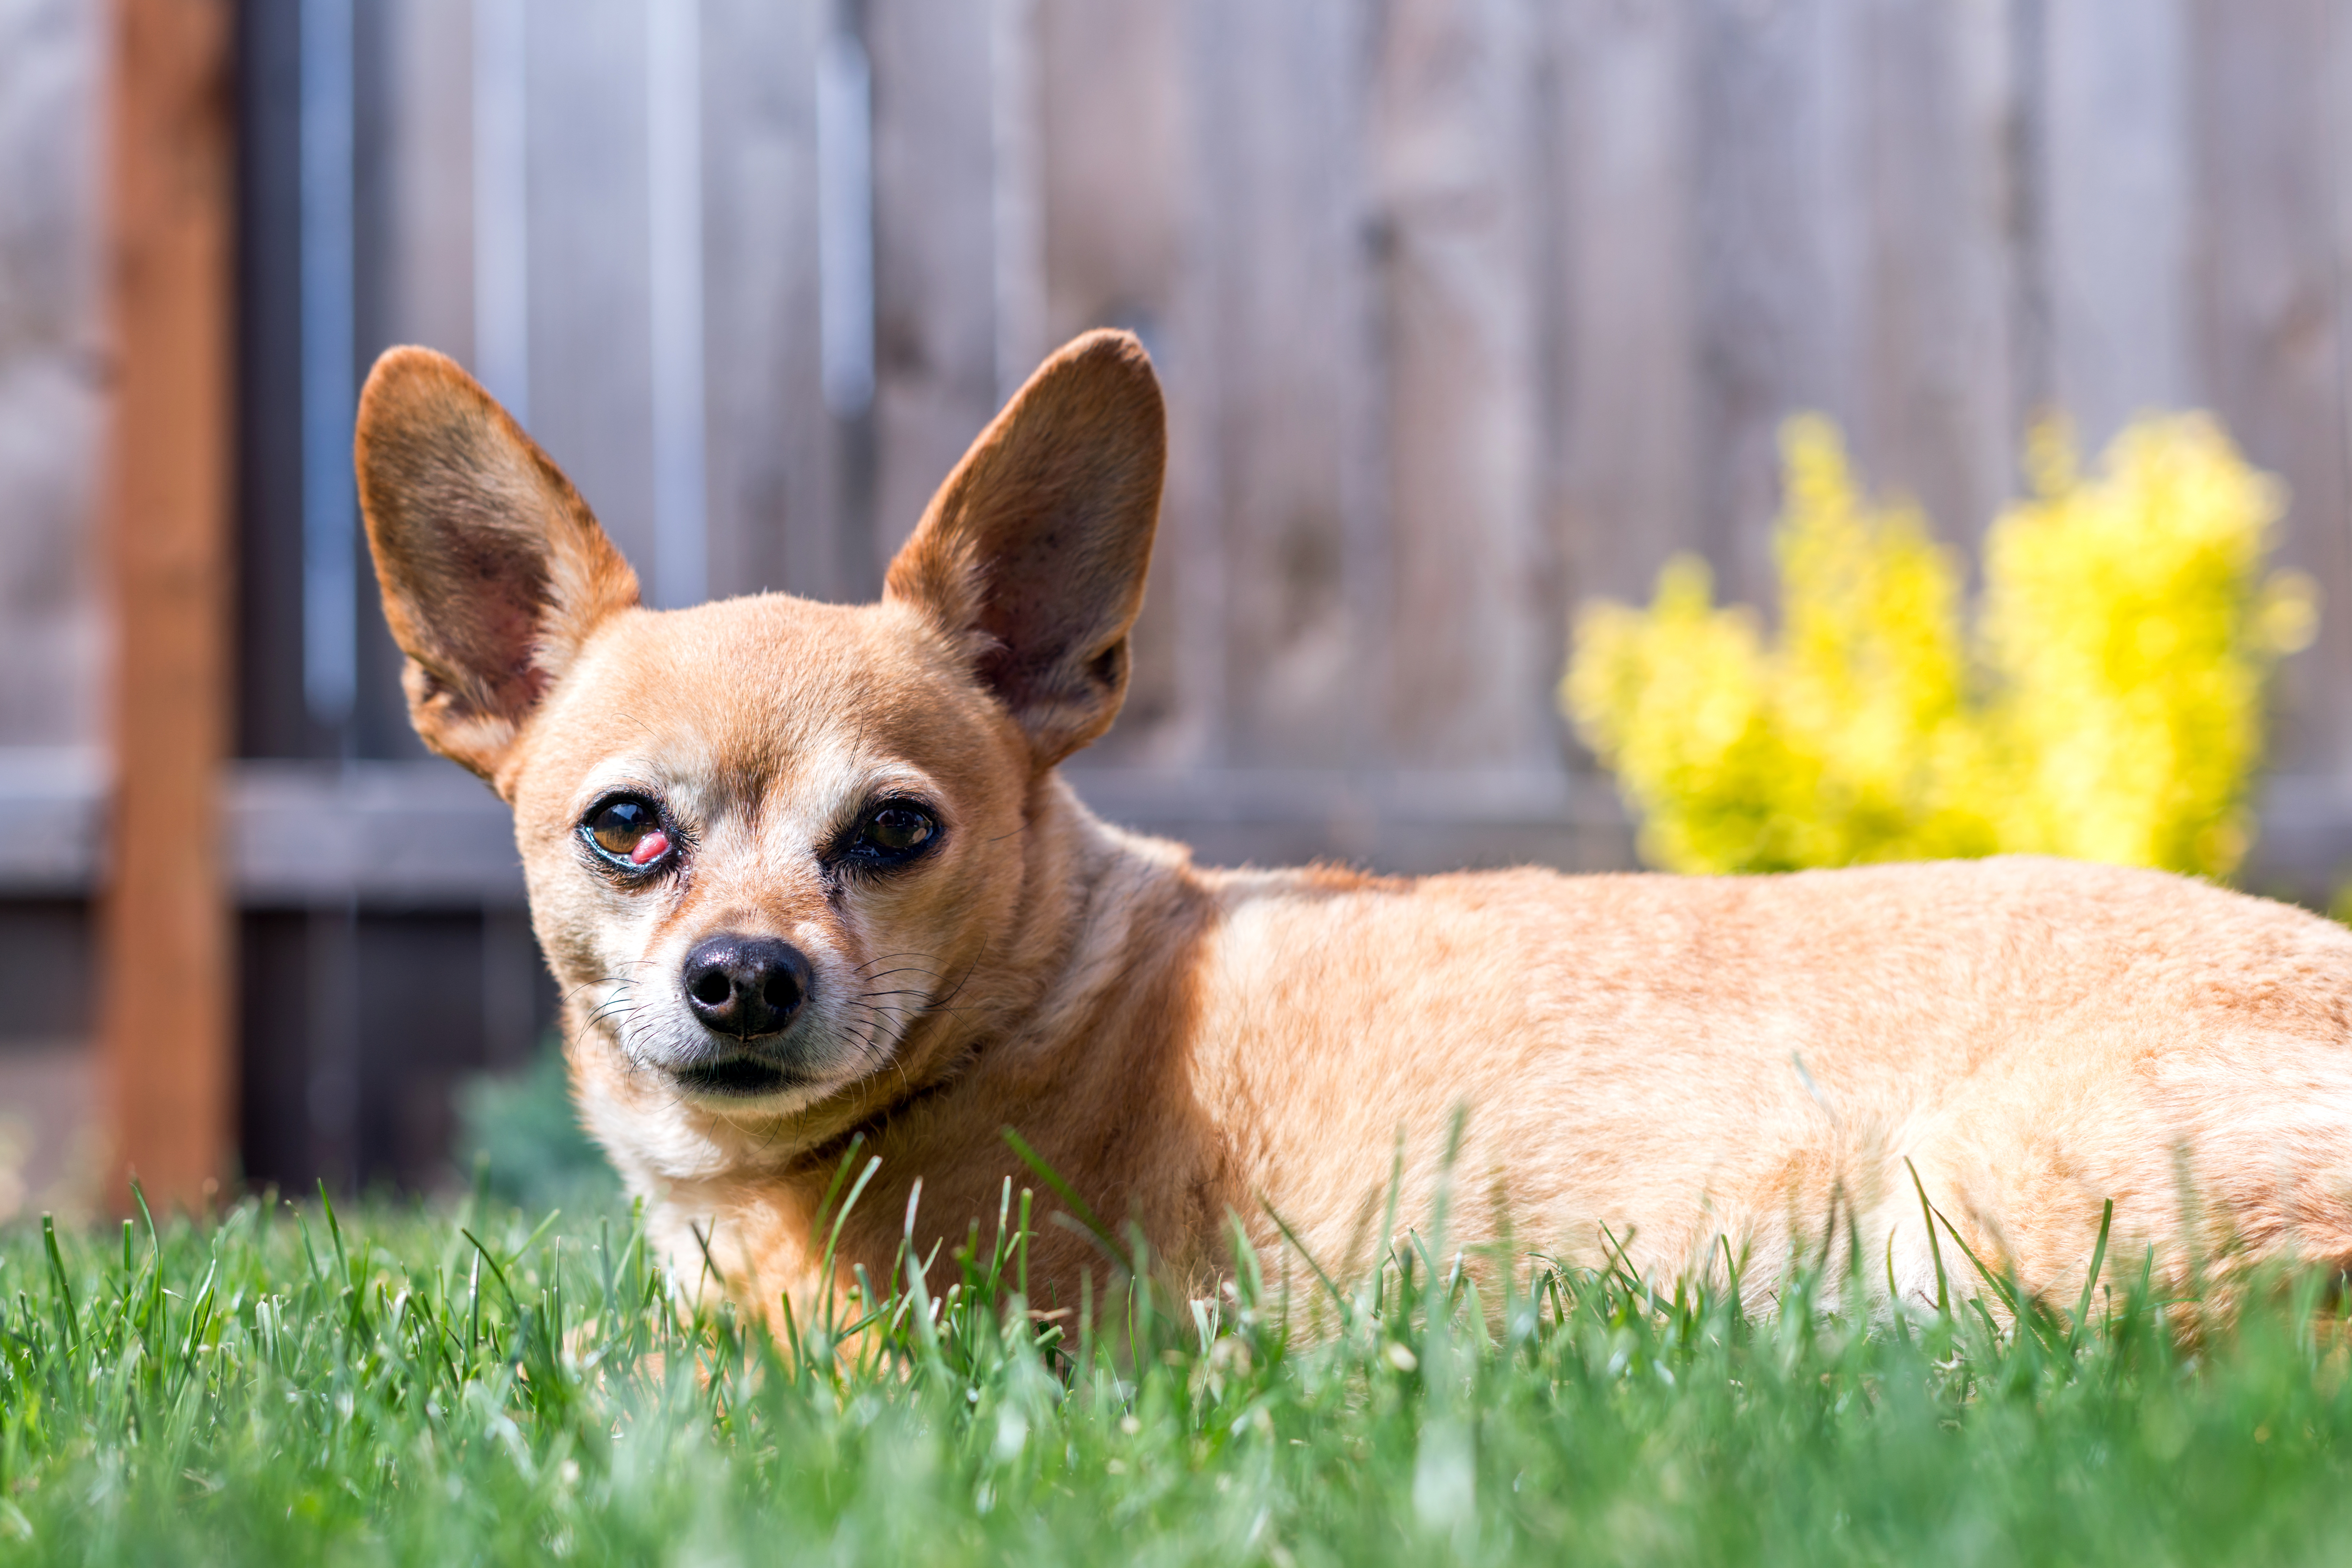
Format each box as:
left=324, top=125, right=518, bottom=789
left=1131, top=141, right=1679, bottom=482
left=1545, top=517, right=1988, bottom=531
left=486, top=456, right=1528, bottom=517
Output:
left=6, top=0, right=2352, bottom=1194
left=321, top=0, right=2352, bottom=877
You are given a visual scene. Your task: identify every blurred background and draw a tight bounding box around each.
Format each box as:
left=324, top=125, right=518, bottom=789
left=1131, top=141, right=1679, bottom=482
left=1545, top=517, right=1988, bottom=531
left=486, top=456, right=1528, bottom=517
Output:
left=3, top=0, right=2351, bottom=1208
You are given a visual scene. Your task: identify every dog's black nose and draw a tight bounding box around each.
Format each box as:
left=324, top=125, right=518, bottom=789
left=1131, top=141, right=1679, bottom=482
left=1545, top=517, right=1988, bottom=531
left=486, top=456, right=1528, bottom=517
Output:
left=681, top=935, right=812, bottom=1038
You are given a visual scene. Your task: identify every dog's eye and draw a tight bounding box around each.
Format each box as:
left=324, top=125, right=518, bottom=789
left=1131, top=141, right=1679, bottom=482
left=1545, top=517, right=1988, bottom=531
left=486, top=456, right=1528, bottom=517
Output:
left=854, top=803, right=937, bottom=863
left=584, top=797, right=672, bottom=869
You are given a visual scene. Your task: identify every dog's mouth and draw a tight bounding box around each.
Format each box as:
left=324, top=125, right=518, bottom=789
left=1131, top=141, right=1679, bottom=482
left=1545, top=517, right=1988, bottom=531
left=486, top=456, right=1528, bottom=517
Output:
left=671, top=1054, right=797, bottom=1098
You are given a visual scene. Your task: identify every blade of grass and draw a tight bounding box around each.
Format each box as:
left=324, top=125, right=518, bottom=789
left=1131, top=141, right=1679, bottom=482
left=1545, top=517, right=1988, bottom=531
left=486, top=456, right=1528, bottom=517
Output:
left=1904, top=1158, right=1950, bottom=1317
left=688, top=1219, right=728, bottom=1295
left=1263, top=1201, right=1350, bottom=1325
left=1002, top=1126, right=1122, bottom=1265
left=40, top=1214, right=76, bottom=1349
left=818, top=1155, right=884, bottom=1335
left=459, top=1228, right=521, bottom=1312
left=2072, top=1198, right=2116, bottom=1347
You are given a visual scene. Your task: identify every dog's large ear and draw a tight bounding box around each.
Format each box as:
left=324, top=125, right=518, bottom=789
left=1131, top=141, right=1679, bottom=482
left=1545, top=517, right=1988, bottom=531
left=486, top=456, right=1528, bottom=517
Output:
left=884, top=329, right=1166, bottom=769
left=355, top=347, right=640, bottom=788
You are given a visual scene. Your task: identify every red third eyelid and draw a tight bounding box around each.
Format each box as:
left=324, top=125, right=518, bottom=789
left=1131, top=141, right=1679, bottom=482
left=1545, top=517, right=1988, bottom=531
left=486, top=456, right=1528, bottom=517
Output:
left=629, top=829, right=671, bottom=866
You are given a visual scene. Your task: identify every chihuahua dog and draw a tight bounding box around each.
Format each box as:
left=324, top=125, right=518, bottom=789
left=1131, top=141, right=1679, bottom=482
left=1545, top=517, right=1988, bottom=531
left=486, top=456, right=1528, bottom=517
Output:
left=357, top=329, right=2352, bottom=1321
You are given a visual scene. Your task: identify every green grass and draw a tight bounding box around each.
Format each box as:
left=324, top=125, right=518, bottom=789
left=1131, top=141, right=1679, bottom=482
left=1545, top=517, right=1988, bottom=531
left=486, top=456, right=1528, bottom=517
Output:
left=1, top=1168, right=2348, bottom=1566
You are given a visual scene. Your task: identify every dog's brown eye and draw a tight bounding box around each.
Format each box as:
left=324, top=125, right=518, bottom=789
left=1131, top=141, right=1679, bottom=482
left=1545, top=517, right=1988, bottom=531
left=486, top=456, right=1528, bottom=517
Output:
left=865, top=806, right=934, bottom=854
left=585, top=797, right=671, bottom=869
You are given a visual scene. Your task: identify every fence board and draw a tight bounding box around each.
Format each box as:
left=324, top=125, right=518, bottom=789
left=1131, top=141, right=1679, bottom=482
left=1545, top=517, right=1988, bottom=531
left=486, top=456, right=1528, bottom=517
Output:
left=374, top=0, right=473, bottom=361
left=701, top=0, right=841, bottom=602
left=1177, top=0, right=1380, bottom=771
left=100, top=0, right=236, bottom=1207
left=1037, top=0, right=1190, bottom=762
left=352, top=0, right=467, bottom=763
left=1546, top=0, right=1700, bottom=614
left=1367, top=0, right=1551, bottom=769
left=2189, top=0, right=2351, bottom=780
left=524, top=0, right=657, bottom=569
left=0, top=0, right=105, bottom=751
left=2044, top=0, right=2194, bottom=442
left=866, top=0, right=1001, bottom=563
left=1849, top=0, right=2014, bottom=552
left=1689, top=0, right=1860, bottom=607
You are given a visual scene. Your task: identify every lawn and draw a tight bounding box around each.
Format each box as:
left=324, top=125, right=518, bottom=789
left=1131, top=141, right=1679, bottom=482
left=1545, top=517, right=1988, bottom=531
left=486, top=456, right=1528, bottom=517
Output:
left=1, top=1169, right=2347, bottom=1566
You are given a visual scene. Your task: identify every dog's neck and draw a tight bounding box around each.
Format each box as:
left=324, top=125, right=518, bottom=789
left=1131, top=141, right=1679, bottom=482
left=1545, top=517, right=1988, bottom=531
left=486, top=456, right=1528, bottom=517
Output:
left=758, top=772, right=1228, bottom=1301
left=646, top=768, right=1201, bottom=1182
left=620, top=767, right=1221, bottom=1310
left=989, top=769, right=1205, bottom=1043
left=846, top=769, right=1200, bottom=1107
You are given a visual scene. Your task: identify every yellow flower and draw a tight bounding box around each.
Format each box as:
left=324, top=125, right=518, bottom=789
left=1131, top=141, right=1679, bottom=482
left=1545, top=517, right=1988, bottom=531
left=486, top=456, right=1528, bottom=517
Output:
left=1562, top=412, right=2309, bottom=878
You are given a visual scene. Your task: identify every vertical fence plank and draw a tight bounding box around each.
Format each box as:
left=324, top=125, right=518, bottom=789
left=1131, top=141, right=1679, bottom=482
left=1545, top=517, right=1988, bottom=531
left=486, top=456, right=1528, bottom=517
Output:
left=2043, top=0, right=2194, bottom=442
left=989, top=0, right=1045, bottom=405
left=1850, top=0, right=2015, bottom=551
left=1690, top=0, right=1863, bottom=607
left=0, top=0, right=108, bottom=751
left=376, top=0, right=474, bottom=360
left=1179, top=0, right=1378, bottom=770
left=1369, top=0, right=1550, bottom=768
left=524, top=0, right=655, bottom=565
left=101, top=0, right=235, bottom=1208
left=865, top=0, right=1000, bottom=560
left=2325, top=0, right=2352, bottom=799
left=1036, top=0, right=1193, bottom=762
left=2189, top=0, right=2350, bottom=782
left=1037, top=0, right=1181, bottom=349
left=1547, top=0, right=1699, bottom=614
left=701, top=0, right=841, bottom=602
left=352, top=0, right=465, bottom=764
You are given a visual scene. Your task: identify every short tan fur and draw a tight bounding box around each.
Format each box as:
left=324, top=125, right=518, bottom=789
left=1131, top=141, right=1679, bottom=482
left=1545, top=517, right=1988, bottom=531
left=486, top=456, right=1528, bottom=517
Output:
left=357, top=331, right=2352, bottom=1321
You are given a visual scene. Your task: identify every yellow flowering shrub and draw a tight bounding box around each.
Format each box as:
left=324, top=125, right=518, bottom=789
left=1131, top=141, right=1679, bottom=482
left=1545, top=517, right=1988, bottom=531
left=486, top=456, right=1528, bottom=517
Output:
left=1563, top=413, right=2317, bottom=877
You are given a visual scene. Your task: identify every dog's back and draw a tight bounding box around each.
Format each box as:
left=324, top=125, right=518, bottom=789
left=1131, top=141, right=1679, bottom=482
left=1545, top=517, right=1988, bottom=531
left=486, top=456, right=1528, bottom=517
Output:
left=1175, top=851, right=2352, bottom=1301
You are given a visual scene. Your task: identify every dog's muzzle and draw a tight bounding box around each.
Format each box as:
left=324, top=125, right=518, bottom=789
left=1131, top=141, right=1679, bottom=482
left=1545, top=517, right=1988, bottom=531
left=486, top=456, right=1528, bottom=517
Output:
left=672, top=933, right=816, bottom=1096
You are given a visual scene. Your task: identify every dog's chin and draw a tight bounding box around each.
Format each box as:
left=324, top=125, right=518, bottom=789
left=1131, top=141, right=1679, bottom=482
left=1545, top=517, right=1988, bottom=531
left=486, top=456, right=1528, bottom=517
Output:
left=671, top=1055, right=802, bottom=1100
left=647, top=1019, right=864, bottom=1109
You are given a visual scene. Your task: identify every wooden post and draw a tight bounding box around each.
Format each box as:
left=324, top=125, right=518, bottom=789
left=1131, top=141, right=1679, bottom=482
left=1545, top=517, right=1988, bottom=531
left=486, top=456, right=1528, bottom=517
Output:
left=98, top=0, right=236, bottom=1212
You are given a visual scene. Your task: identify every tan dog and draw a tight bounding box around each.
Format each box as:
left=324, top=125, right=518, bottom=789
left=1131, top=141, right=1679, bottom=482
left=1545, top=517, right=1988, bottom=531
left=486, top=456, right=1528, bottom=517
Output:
left=357, top=329, right=2352, bottom=1322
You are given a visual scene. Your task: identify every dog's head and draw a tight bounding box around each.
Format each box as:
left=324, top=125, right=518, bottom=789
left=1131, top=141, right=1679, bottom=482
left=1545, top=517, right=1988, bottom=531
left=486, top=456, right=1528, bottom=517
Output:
left=355, top=332, right=1164, bottom=1162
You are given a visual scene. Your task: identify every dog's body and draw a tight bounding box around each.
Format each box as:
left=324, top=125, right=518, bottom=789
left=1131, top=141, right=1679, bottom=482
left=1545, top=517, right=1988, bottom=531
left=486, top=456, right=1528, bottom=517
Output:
left=357, top=330, right=2352, bottom=1320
